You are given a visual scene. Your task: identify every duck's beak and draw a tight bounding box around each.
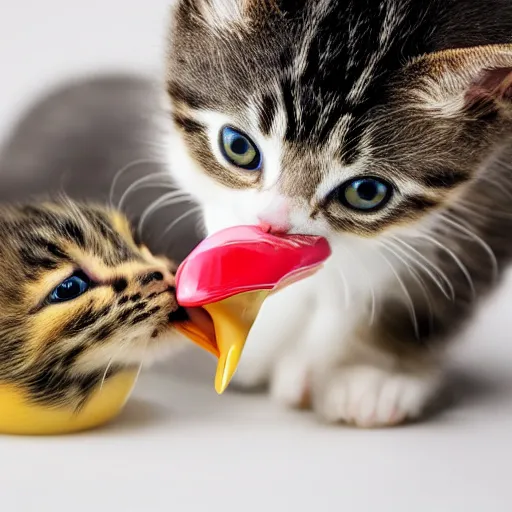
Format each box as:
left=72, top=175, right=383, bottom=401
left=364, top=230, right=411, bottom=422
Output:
left=174, top=290, right=269, bottom=394
left=173, top=225, right=331, bottom=394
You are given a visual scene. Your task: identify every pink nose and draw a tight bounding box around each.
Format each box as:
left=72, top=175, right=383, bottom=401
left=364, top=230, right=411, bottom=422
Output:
left=258, top=220, right=290, bottom=235
left=257, top=195, right=291, bottom=234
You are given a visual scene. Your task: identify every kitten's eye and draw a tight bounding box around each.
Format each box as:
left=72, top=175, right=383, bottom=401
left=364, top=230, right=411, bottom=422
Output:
left=219, top=126, right=262, bottom=171
left=338, top=177, right=392, bottom=212
left=48, top=272, right=91, bottom=304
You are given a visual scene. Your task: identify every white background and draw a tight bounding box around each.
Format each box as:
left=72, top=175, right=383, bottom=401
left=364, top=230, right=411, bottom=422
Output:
left=0, top=1, right=170, bottom=139
left=0, top=2, right=512, bottom=511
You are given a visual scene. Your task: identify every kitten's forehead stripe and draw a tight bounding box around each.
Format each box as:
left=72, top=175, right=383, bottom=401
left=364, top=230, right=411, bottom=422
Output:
left=10, top=203, right=141, bottom=269
left=46, top=243, right=69, bottom=260
left=258, top=92, right=279, bottom=135
left=172, top=0, right=511, bottom=148
left=281, top=78, right=298, bottom=141
left=61, top=221, right=86, bottom=247
left=19, top=248, right=59, bottom=272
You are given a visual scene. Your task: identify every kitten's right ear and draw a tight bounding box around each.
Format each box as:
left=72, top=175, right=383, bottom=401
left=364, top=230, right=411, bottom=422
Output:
left=177, top=0, right=274, bottom=31
left=409, top=44, right=512, bottom=119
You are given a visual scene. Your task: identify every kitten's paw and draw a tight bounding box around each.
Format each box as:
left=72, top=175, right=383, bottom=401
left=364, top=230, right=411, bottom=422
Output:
left=315, top=366, right=440, bottom=428
left=270, top=353, right=310, bottom=409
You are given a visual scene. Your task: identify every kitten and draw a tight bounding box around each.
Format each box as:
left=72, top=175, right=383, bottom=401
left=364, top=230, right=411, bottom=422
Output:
left=0, top=198, right=188, bottom=410
left=163, top=0, right=512, bottom=427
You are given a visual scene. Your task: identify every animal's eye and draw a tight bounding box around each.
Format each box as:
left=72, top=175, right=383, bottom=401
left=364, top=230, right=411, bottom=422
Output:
left=219, top=126, right=262, bottom=171
left=48, top=271, right=91, bottom=304
left=337, top=177, right=392, bottom=212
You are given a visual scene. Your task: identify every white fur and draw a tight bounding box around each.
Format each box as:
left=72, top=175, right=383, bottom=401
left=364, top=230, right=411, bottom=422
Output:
left=165, top=109, right=442, bottom=427
left=199, top=0, right=249, bottom=32
left=315, top=365, right=440, bottom=427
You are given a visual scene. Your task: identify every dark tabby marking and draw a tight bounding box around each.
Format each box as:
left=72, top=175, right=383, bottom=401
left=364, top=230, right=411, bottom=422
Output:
left=164, top=0, right=512, bottom=425
left=112, top=278, right=128, bottom=293
left=0, top=199, right=186, bottom=410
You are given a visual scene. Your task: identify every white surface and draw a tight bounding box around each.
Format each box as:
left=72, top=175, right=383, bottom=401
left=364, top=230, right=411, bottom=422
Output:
left=1, top=3, right=512, bottom=511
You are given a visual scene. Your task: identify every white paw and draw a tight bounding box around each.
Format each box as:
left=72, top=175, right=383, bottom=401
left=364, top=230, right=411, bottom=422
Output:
left=316, top=366, right=440, bottom=428
left=270, top=353, right=310, bottom=408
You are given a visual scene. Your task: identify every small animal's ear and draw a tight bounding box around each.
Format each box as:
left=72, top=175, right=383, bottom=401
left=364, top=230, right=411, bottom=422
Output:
left=408, top=44, right=512, bottom=119
left=179, top=0, right=273, bottom=30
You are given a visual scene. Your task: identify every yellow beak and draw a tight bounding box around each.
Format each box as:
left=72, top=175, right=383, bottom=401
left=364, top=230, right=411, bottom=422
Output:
left=175, top=290, right=269, bottom=394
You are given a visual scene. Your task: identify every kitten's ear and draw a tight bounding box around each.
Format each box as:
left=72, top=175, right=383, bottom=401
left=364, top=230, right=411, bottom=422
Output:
left=181, top=0, right=272, bottom=29
left=409, top=44, right=512, bottom=118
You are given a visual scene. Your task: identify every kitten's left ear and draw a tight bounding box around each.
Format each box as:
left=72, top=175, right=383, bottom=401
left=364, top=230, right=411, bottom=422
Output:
left=190, top=0, right=272, bottom=29
left=409, top=44, right=512, bottom=118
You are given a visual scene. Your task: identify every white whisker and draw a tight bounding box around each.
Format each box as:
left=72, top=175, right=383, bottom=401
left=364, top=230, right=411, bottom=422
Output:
left=137, top=191, right=195, bottom=235
left=417, top=233, right=476, bottom=299
left=389, top=236, right=455, bottom=301
left=369, top=281, right=377, bottom=326
left=99, top=357, right=115, bottom=392
left=109, top=158, right=164, bottom=206
left=162, top=206, right=203, bottom=244
left=442, top=211, right=475, bottom=231
left=336, top=267, right=351, bottom=309
left=195, top=215, right=206, bottom=237
left=377, top=246, right=420, bottom=339
left=441, top=213, right=498, bottom=281
left=99, top=343, right=127, bottom=391
left=140, top=339, right=150, bottom=368
left=117, top=172, right=174, bottom=211
left=477, top=175, right=512, bottom=201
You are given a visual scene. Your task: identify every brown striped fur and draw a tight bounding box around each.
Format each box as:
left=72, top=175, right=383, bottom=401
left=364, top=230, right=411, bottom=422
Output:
left=162, top=0, right=512, bottom=426
left=0, top=199, right=185, bottom=410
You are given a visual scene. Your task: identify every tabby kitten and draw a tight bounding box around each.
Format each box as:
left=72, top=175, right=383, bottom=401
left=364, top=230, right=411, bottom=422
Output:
left=164, top=0, right=512, bottom=427
left=0, top=199, right=187, bottom=410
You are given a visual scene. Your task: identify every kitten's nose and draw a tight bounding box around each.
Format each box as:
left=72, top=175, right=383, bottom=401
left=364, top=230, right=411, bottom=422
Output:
left=139, top=269, right=175, bottom=294
left=258, top=220, right=290, bottom=235
left=257, top=196, right=291, bottom=234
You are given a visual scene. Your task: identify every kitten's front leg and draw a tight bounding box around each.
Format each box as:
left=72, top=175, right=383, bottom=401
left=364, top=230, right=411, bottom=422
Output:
left=311, top=338, right=442, bottom=428
left=270, top=270, right=446, bottom=427
left=311, top=291, right=446, bottom=427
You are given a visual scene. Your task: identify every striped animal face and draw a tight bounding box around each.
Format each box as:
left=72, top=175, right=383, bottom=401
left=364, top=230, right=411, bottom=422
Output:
left=0, top=200, right=185, bottom=409
left=166, top=0, right=512, bottom=241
